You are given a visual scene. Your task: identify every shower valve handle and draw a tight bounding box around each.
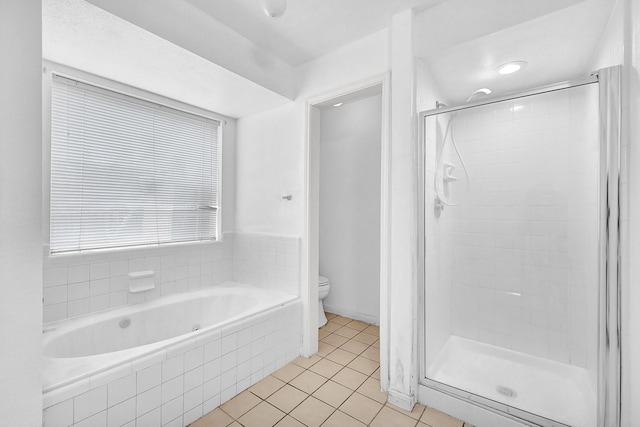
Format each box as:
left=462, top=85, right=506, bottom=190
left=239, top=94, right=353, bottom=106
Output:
left=443, top=163, right=459, bottom=182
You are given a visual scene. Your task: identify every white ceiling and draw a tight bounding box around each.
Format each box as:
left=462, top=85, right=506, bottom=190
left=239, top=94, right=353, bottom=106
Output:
left=49, top=0, right=617, bottom=116
left=43, top=0, right=292, bottom=118
left=415, top=0, right=616, bottom=105
left=185, top=0, right=447, bottom=67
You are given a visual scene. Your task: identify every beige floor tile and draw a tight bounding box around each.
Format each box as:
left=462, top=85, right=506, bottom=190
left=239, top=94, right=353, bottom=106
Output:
left=272, top=363, right=305, bottom=383
left=333, top=326, right=360, bottom=339
left=330, top=315, right=351, bottom=325
left=370, top=406, right=419, bottom=427
left=332, top=367, right=368, bottom=390
left=420, top=407, right=464, bottom=427
left=275, top=415, right=307, bottom=427
left=228, top=423, right=242, bottom=427
left=347, top=355, right=379, bottom=376
left=317, top=341, right=337, bottom=357
left=190, top=408, right=233, bottom=427
left=339, top=392, right=383, bottom=424
left=371, top=338, right=380, bottom=348
left=290, top=369, right=327, bottom=394
left=371, top=367, right=381, bottom=380
left=321, top=410, right=367, bottom=427
left=356, top=377, right=387, bottom=404
left=266, top=384, right=309, bottom=413
left=364, top=325, right=380, bottom=336
left=352, top=331, right=378, bottom=345
left=309, top=358, right=343, bottom=379
left=361, top=346, right=380, bottom=362
left=292, top=354, right=322, bottom=370
left=321, top=322, right=341, bottom=332
left=340, top=340, right=369, bottom=355
left=290, top=396, right=334, bottom=427
left=319, top=329, right=332, bottom=340
left=220, top=390, right=262, bottom=419
left=463, top=423, right=475, bottom=427
left=386, top=402, right=426, bottom=420
left=325, top=312, right=337, bottom=320
left=237, top=401, right=286, bottom=427
left=249, top=375, right=286, bottom=399
left=321, top=333, right=349, bottom=347
left=325, top=348, right=357, bottom=365
left=312, top=380, right=352, bottom=408
left=345, top=320, right=369, bottom=331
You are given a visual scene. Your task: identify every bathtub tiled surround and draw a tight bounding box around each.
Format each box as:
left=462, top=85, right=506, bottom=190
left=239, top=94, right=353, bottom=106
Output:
left=191, top=312, right=470, bottom=427
left=43, top=238, right=234, bottom=324
left=233, top=233, right=301, bottom=296
left=42, top=301, right=302, bottom=427
left=43, top=232, right=301, bottom=324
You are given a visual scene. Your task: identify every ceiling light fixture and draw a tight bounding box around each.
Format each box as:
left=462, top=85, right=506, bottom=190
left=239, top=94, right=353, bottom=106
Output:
left=496, top=61, right=527, bottom=75
left=261, top=0, right=287, bottom=18
left=333, top=102, right=343, bottom=107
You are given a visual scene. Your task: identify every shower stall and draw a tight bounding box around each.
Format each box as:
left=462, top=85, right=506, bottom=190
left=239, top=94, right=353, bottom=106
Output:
left=419, top=67, right=621, bottom=427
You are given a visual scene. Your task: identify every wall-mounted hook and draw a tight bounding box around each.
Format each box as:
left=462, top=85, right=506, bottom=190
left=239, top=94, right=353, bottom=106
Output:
left=282, top=194, right=292, bottom=201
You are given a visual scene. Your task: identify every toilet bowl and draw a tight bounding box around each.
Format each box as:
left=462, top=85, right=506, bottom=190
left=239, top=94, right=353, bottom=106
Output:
left=318, top=276, right=331, bottom=327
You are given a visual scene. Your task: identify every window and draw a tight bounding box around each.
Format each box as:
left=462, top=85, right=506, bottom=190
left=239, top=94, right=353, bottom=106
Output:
left=50, top=75, right=221, bottom=254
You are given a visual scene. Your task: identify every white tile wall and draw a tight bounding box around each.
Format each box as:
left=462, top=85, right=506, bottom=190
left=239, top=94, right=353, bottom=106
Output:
left=425, top=84, right=600, bottom=369
left=233, top=233, right=300, bottom=296
left=44, top=232, right=301, bottom=323
left=43, top=301, right=302, bottom=427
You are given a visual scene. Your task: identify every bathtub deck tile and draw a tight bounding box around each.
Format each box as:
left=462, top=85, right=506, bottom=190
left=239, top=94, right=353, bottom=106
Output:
left=74, top=410, right=106, bottom=427
left=91, top=363, right=133, bottom=390
left=196, top=329, right=221, bottom=347
left=73, top=385, right=107, bottom=423
left=162, top=375, right=184, bottom=404
left=44, top=377, right=91, bottom=408
left=161, top=396, right=184, bottom=425
left=135, top=406, right=161, bottom=426
left=203, top=339, right=222, bottom=363
left=43, top=399, right=73, bottom=427
left=162, top=355, right=184, bottom=382
left=131, top=350, right=166, bottom=373
left=167, top=337, right=198, bottom=359
left=106, top=397, right=135, bottom=427
left=185, top=347, right=204, bottom=372
left=184, top=366, right=204, bottom=392
left=108, top=373, right=137, bottom=408
left=184, top=405, right=202, bottom=425
left=137, top=364, right=161, bottom=394
left=135, top=385, right=161, bottom=418
left=184, top=384, right=204, bottom=412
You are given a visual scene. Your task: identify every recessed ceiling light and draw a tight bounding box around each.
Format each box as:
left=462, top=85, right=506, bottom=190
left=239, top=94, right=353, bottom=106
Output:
left=333, top=103, right=343, bottom=107
left=496, top=61, right=527, bottom=75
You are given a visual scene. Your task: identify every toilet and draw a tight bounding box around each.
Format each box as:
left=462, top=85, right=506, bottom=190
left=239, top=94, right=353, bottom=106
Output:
left=318, top=276, right=331, bottom=327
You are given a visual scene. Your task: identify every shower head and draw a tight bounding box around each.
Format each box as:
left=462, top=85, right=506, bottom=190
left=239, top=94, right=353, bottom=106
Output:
left=465, top=88, right=492, bottom=103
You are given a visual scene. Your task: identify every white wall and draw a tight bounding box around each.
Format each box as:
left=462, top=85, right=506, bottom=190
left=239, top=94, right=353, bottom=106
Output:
left=235, top=29, right=389, bottom=236
left=319, top=94, right=382, bottom=324
left=0, top=1, right=43, bottom=425
left=387, top=9, right=418, bottom=410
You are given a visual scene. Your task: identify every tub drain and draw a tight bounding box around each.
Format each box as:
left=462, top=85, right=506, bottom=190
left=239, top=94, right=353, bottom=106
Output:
left=192, top=324, right=201, bottom=332
left=496, top=385, right=517, bottom=398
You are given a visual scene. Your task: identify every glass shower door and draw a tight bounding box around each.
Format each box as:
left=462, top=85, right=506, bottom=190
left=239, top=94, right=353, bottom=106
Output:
left=422, top=83, right=600, bottom=427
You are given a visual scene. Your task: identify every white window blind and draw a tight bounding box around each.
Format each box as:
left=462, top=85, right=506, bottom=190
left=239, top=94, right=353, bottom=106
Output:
left=50, top=75, right=221, bottom=254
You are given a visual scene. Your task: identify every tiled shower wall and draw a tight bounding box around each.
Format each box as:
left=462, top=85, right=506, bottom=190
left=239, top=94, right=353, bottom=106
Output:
left=430, top=85, right=600, bottom=369
left=43, top=232, right=300, bottom=324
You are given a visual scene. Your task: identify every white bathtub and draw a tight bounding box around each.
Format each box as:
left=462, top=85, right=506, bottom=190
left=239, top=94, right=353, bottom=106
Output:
left=43, top=282, right=302, bottom=427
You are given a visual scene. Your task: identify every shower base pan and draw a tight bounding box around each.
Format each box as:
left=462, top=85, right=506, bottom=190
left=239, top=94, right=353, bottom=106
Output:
left=427, top=336, right=596, bottom=427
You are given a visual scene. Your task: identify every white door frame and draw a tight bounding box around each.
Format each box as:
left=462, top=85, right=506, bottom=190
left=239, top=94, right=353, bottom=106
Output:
left=302, top=73, right=391, bottom=392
